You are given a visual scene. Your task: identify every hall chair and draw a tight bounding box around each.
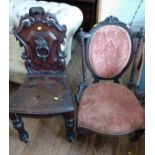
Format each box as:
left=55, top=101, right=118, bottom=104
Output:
left=9, top=7, right=75, bottom=143
left=76, top=16, right=145, bottom=140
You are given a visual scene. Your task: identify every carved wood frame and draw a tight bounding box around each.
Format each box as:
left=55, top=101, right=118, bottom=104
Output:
left=10, top=7, right=76, bottom=143
left=76, top=16, right=135, bottom=103
left=13, top=7, right=67, bottom=75
left=76, top=16, right=145, bottom=139
left=82, top=16, right=134, bottom=82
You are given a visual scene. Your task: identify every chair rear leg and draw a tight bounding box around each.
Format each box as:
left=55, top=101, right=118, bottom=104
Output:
left=63, top=111, right=75, bottom=142
left=77, top=127, right=86, bottom=139
left=9, top=113, right=29, bottom=143
left=129, top=129, right=145, bottom=142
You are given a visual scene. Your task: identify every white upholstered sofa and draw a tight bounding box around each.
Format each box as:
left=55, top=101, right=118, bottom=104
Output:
left=9, top=0, right=83, bottom=83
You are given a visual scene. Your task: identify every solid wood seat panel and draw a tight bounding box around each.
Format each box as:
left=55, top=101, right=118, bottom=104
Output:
left=10, top=76, right=75, bottom=115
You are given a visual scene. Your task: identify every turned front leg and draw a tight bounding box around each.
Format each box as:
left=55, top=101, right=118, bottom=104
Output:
left=9, top=113, right=29, bottom=143
left=63, top=111, right=75, bottom=142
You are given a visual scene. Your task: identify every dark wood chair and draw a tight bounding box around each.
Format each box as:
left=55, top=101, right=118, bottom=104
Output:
left=9, top=7, right=75, bottom=143
left=76, top=16, right=145, bottom=141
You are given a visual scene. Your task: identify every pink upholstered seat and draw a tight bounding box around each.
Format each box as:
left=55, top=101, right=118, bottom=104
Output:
left=78, top=82, right=144, bottom=135
left=89, top=25, right=132, bottom=78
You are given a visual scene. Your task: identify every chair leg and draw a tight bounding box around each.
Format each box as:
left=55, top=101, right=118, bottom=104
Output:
left=77, top=127, right=86, bottom=139
left=129, top=129, right=145, bottom=142
left=9, top=113, right=29, bottom=143
left=63, top=111, right=75, bottom=142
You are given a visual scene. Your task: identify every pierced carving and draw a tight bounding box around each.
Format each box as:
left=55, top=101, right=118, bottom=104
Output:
left=34, top=37, right=49, bottom=63
left=13, top=7, right=67, bottom=75
left=21, top=51, right=28, bottom=60
left=20, top=16, right=35, bottom=29
left=58, top=50, right=66, bottom=64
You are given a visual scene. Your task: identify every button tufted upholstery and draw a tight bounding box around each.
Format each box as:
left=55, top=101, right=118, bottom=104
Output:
left=9, top=0, right=83, bottom=83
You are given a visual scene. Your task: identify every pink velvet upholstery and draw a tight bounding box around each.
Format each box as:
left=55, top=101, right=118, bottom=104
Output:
left=89, top=25, right=132, bottom=78
left=78, top=82, right=144, bottom=135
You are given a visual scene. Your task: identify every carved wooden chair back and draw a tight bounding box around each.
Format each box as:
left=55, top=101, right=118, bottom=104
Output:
left=13, top=7, right=67, bottom=75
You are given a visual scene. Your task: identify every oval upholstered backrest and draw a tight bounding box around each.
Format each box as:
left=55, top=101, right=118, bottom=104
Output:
left=88, top=24, right=132, bottom=79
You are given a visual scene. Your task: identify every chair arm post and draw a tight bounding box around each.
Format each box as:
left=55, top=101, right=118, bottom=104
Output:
left=79, top=28, right=88, bottom=85
left=128, top=27, right=144, bottom=90
left=75, top=82, right=88, bottom=104
left=134, top=27, right=145, bottom=70
left=75, top=28, right=89, bottom=104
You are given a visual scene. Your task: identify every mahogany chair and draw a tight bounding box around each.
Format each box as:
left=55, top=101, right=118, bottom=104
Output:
left=9, top=7, right=75, bottom=143
left=76, top=16, right=145, bottom=141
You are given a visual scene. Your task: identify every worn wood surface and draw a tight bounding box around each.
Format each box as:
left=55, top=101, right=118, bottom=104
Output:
left=10, top=76, right=74, bottom=115
left=10, top=36, right=145, bottom=155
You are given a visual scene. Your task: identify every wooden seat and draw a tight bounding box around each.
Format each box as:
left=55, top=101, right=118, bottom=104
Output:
left=10, top=76, right=75, bottom=115
left=9, top=7, right=75, bottom=143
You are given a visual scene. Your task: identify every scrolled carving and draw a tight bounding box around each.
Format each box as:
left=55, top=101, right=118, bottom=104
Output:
left=21, top=51, right=28, bottom=60
left=43, top=13, right=67, bottom=32
left=24, top=17, right=35, bottom=28
left=57, top=49, right=66, bottom=65
left=13, top=7, right=67, bottom=75
left=58, top=50, right=66, bottom=59
left=20, top=16, right=35, bottom=29
left=103, top=16, right=119, bottom=23
left=99, top=16, right=127, bottom=28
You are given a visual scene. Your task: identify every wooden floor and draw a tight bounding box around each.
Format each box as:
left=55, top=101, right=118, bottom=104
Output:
left=9, top=36, right=145, bottom=155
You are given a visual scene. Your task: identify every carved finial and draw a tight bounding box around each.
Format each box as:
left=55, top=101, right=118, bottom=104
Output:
left=104, top=16, right=119, bottom=24
left=29, top=7, right=45, bottom=16
left=79, top=28, right=86, bottom=40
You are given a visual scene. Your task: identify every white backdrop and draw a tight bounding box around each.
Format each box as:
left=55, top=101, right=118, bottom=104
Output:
left=97, top=0, right=145, bottom=31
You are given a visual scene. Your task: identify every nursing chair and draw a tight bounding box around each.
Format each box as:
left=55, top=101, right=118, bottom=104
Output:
left=9, top=7, right=75, bottom=143
left=76, top=16, right=145, bottom=140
